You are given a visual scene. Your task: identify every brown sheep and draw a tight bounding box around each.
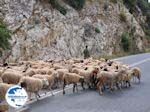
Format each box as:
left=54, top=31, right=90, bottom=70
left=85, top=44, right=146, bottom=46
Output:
left=131, top=67, right=141, bottom=83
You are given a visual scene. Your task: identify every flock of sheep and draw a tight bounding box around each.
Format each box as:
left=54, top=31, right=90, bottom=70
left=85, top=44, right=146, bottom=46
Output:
left=0, top=58, right=141, bottom=111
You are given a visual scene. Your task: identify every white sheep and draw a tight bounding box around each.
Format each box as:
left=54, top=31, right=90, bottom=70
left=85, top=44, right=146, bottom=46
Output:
left=32, top=74, right=57, bottom=95
left=0, top=83, right=14, bottom=112
left=19, top=76, right=49, bottom=100
left=2, top=72, right=22, bottom=84
left=96, top=69, right=126, bottom=95
left=72, top=67, right=98, bottom=89
left=56, top=69, right=69, bottom=86
left=63, top=72, right=84, bottom=94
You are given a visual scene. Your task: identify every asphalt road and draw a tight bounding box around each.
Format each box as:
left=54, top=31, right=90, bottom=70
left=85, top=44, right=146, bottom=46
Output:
left=13, top=53, right=150, bottom=112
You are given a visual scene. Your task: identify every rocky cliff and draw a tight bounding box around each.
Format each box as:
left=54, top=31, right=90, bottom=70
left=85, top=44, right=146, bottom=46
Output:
left=0, top=0, right=146, bottom=62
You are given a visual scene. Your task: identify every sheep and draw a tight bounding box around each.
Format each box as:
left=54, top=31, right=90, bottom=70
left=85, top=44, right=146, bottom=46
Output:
left=23, top=67, right=51, bottom=76
left=0, top=83, right=14, bottom=112
left=96, top=69, right=126, bottom=95
left=23, top=69, right=36, bottom=77
left=0, top=83, right=14, bottom=100
left=2, top=72, right=22, bottom=84
left=57, top=69, right=69, bottom=83
left=121, top=71, right=132, bottom=88
left=0, top=67, right=8, bottom=77
left=0, top=104, right=9, bottom=112
left=19, top=76, right=49, bottom=100
left=32, top=74, right=57, bottom=95
left=131, top=67, right=141, bottom=83
left=53, top=64, right=64, bottom=70
left=63, top=73, right=84, bottom=94
left=72, top=67, right=98, bottom=89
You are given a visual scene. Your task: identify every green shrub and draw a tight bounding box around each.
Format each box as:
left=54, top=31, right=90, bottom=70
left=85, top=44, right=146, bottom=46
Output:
left=95, top=27, right=100, bottom=33
left=0, top=19, right=11, bottom=55
left=119, top=12, right=127, bottom=22
left=49, top=0, right=67, bottom=15
left=144, top=29, right=150, bottom=40
left=123, top=0, right=137, bottom=13
left=121, top=32, right=131, bottom=52
left=123, top=0, right=137, bottom=8
left=66, top=0, right=85, bottom=10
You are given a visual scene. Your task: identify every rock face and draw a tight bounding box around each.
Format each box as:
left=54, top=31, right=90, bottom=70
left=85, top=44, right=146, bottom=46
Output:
left=0, top=0, right=146, bottom=62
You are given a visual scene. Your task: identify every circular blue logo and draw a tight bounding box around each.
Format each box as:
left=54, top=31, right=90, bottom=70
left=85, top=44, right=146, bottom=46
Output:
left=5, top=85, right=28, bottom=108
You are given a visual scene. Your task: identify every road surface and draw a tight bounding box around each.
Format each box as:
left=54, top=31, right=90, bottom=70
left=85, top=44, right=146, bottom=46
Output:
left=13, top=53, right=150, bottom=112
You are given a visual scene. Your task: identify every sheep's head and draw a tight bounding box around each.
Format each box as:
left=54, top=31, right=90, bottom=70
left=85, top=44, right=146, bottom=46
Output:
left=80, top=60, right=84, bottom=63
left=42, top=79, right=49, bottom=87
left=20, top=82, right=27, bottom=88
left=93, top=67, right=99, bottom=75
left=116, top=65, right=119, bottom=70
left=103, top=68, right=108, bottom=71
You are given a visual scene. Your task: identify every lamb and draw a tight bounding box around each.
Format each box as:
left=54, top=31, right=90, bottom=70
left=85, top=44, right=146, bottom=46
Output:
left=63, top=73, right=84, bottom=94
left=2, top=72, right=22, bottom=84
left=19, top=76, right=49, bottom=100
left=32, top=74, right=57, bottom=95
left=131, top=67, right=141, bottom=83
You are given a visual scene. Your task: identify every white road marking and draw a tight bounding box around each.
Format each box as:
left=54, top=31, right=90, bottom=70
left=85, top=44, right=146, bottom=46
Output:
left=112, top=53, right=150, bottom=61
left=129, top=58, right=150, bottom=67
left=16, top=57, right=150, bottom=112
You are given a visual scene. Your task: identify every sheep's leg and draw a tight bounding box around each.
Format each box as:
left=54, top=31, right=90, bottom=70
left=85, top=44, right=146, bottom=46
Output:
left=116, top=82, right=120, bottom=90
left=36, top=92, right=40, bottom=98
left=88, top=83, right=91, bottom=89
left=49, top=87, right=54, bottom=96
left=138, top=76, right=141, bottom=84
left=81, top=82, right=85, bottom=90
left=63, top=79, right=66, bottom=95
left=73, top=84, right=76, bottom=93
left=76, top=84, right=78, bottom=92
left=29, top=92, right=32, bottom=101
left=63, top=84, right=66, bottom=95
left=110, top=82, right=114, bottom=92
left=99, top=85, right=103, bottom=95
left=97, top=81, right=103, bottom=95
left=128, top=81, right=131, bottom=87
left=35, top=92, right=40, bottom=100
